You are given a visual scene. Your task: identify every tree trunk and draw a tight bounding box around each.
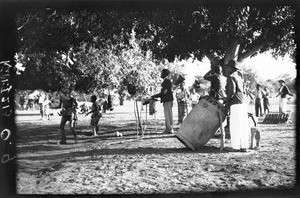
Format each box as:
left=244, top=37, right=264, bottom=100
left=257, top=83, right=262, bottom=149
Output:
left=119, top=96, right=124, bottom=106
left=224, top=39, right=239, bottom=64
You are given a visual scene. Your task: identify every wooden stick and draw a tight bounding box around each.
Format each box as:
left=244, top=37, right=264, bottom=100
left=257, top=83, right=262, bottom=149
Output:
left=218, top=111, right=225, bottom=150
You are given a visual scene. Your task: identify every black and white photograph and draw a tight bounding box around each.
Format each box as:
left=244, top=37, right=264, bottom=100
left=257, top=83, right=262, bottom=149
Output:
left=0, top=0, right=298, bottom=196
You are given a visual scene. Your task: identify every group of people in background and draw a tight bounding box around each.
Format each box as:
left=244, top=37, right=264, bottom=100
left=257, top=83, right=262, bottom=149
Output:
left=37, top=92, right=52, bottom=120
left=254, top=84, right=269, bottom=117
left=151, top=60, right=294, bottom=152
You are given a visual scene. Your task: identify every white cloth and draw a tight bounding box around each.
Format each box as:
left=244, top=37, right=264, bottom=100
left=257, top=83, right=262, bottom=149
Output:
left=279, top=97, right=287, bottom=113
left=230, top=104, right=249, bottom=150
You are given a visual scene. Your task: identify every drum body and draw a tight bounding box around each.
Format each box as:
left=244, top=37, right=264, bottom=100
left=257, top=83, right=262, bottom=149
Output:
left=175, top=96, right=226, bottom=151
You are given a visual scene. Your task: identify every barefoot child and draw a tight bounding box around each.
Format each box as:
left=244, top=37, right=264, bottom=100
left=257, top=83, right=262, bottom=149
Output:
left=43, top=94, right=52, bottom=120
left=86, top=95, right=102, bottom=136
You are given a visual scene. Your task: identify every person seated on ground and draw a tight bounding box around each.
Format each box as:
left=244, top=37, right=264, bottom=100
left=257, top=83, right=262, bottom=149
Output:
left=85, top=95, right=102, bottom=136
left=203, top=62, right=226, bottom=101
left=56, top=87, right=78, bottom=144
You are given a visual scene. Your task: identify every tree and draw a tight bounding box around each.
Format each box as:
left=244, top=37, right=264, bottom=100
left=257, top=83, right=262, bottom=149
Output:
left=74, top=29, right=165, bottom=104
left=134, top=6, right=296, bottom=67
left=15, top=9, right=135, bottom=91
left=241, top=67, right=261, bottom=92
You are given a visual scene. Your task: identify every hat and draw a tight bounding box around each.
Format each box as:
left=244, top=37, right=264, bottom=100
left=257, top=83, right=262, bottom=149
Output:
left=278, top=79, right=285, bottom=83
left=225, top=60, right=239, bottom=70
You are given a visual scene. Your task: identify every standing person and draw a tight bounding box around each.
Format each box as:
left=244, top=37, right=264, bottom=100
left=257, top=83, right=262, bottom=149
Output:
left=224, top=60, right=244, bottom=108
left=19, top=94, right=25, bottom=110
left=263, top=86, right=270, bottom=115
left=190, top=88, right=200, bottom=108
left=86, top=95, right=102, bottom=136
left=43, top=94, right=52, bottom=120
left=276, top=79, right=293, bottom=113
left=38, top=92, right=45, bottom=120
left=175, top=80, right=189, bottom=125
left=203, top=63, right=226, bottom=101
left=254, top=84, right=264, bottom=117
left=223, top=59, right=248, bottom=152
left=56, top=87, right=78, bottom=144
left=243, top=81, right=254, bottom=105
left=151, top=68, right=174, bottom=134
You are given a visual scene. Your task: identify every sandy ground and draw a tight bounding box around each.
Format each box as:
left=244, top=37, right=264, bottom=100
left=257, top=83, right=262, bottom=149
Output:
left=15, top=100, right=297, bottom=196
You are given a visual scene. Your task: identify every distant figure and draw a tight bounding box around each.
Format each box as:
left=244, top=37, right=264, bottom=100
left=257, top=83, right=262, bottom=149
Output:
left=175, top=80, right=189, bottom=124
left=38, top=92, right=45, bottom=119
left=276, top=79, right=293, bottom=113
left=86, top=95, right=102, bottom=136
left=43, top=94, right=52, bottom=120
left=203, top=63, right=226, bottom=101
left=263, top=86, right=270, bottom=115
left=107, top=93, right=113, bottom=111
left=102, top=99, right=108, bottom=113
left=19, top=94, right=25, bottom=110
left=243, top=81, right=254, bottom=105
left=56, top=87, right=78, bottom=144
left=254, top=84, right=264, bottom=117
left=151, top=68, right=174, bottom=134
left=190, top=88, right=200, bottom=108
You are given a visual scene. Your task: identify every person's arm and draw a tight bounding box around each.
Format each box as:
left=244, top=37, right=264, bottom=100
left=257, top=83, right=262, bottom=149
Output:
left=151, top=79, right=169, bottom=98
left=73, top=98, right=78, bottom=109
left=261, top=89, right=265, bottom=98
left=285, top=86, right=293, bottom=97
left=225, top=77, right=235, bottom=101
left=276, top=87, right=283, bottom=97
left=85, top=103, right=95, bottom=116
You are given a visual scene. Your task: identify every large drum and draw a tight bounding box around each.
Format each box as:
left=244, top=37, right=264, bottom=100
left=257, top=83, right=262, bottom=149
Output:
left=175, top=96, right=227, bottom=151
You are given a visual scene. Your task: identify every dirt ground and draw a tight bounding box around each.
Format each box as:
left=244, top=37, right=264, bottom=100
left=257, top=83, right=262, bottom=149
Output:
left=15, top=100, right=297, bottom=196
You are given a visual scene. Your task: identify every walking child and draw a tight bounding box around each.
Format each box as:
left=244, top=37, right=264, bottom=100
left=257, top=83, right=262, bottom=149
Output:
left=43, top=94, right=52, bottom=120
left=86, top=95, right=102, bottom=136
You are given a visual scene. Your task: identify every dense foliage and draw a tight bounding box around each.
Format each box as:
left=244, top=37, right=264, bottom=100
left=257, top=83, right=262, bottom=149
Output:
left=15, top=6, right=296, bottom=93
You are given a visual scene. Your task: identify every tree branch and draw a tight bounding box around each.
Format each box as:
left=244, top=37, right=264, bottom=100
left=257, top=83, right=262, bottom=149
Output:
left=201, top=48, right=219, bottom=65
left=237, top=30, right=269, bottom=61
left=17, top=11, right=40, bottom=31
left=224, top=38, right=239, bottom=63
left=238, top=40, right=268, bottom=61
